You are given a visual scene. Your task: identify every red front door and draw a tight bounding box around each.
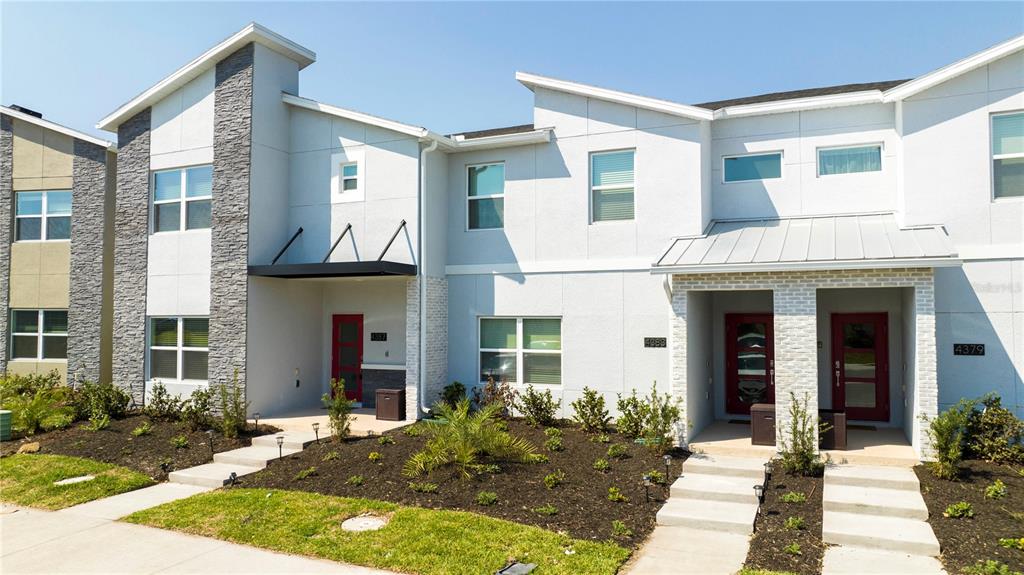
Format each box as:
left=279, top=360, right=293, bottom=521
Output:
left=725, top=313, right=775, bottom=415
left=832, top=313, right=889, bottom=421
left=331, top=314, right=363, bottom=402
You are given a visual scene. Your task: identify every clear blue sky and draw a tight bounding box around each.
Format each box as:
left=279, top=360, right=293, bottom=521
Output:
left=2, top=2, right=1021, bottom=140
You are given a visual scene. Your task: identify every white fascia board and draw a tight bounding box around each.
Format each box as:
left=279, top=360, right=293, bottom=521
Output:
left=282, top=93, right=456, bottom=147
left=882, top=34, right=1024, bottom=102
left=2, top=106, right=115, bottom=151
left=714, top=90, right=885, bottom=119
left=97, top=22, right=316, bottom=132
left=516, top=71, right=714, bottom=122
left=651, top=257, right=962, bottom=275
left=451, top=128, right=552, bottom=150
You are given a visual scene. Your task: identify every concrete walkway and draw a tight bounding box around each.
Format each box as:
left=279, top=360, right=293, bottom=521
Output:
left=0, top=504, right=396, bottom=574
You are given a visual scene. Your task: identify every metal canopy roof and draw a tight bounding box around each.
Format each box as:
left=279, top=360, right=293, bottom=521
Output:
left=248, top=261, right=416, bottom=279
left=653, top=213, right=960, bottom=274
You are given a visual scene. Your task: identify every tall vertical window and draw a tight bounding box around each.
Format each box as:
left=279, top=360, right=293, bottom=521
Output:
left=152, top=165, right=213, bottom=233
left=9, top=310, right=67, bottom=360
left=149, top=317, right=209, bottom=382
left=992, top=112, right=1024, bottom=198
left=591, top=150, right=635, bottom=222
left=479, top=317, right=561, bottom=385
left=15, top=190, right=71, bottom=241
left=818, top=144, right=882, bottom=176
left=467, top=163, right=504, bottom=230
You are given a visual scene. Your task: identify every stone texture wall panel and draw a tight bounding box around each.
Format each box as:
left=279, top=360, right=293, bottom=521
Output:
left=0, top=115, right=11, bottom=374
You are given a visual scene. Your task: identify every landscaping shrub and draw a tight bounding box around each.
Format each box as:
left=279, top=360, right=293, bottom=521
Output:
left=294, top=467, right=317, bottom=481
left=593, top=433, right=611, bottom=444
left=783, top=516, right=806, bottom=530
left=144, top=381, right=183, bottom=419
left=640, top=382, right=682, bottom=455
left=925, top=398, right=975, bottom=480
left=403, top=399, right=536, bottom=480
left=481, top=464, right=501, bottom=474
left=3, top=380, right=75, bottom=435
left=611, top=520, right=632, bottom=538
left=780, top=491, right=807, bottom=503
left=74, top=381, right=131, bottom=420
left=779, top=392, right=826, bottom=476
left=534, top=504, right=558, bottom=516
left=606, top=443, right=628, bottom=459
left=607, top=486, right=628, bottom=502
left=784, top=543, right=802, bottom=556
left=985, top=479, right=1008, bottom=500
left=84, top=413, right=110, bottom=431
left=998, top=538, right=1024, bottom=551
left=322, top=451, right=340, bottom=462
left=968, top=394, right=1024, bottom=464
left=408, top=481, right=438, bottom=493
left=543, top=469, right=566, bottom=489
left=322, top=379, right=355, bottom=440
left=368, top=451, right=383, bottom=462
left=401, top=423, right=424, bottom=437
left=593, top=458, right=610, bottom=472
left=544, top=436, right=564, bottom=452
left=0, top=371, right=63, bottom=398
left=180, top=387, right=214, bottom=431
left=519, top=385, right=559, bottom=427
left=378, top=435, right=395, bottom=446
left=476, top=491, right=498, bottom=506
left=571, top=387, right=611, bottom=433
left=170, top=435, right=189, bottom=449
left=646, top=469, right=666, bottom=485
left=615, top=389, right=646, bottom=439
left=528, top=453, right=549, bottom=463
left=471, top=376, right=518, bottom=416
left=943, top=501, right=974, bottom=518
left=131, top=421, right=153, bottom=437
left=217, top=370, right=250, bottom=439
left=345, top=475, right=364, bottom=486
left=440, top=381, right=466, bottom=407
left=963, top=560, right=1022, bottom=575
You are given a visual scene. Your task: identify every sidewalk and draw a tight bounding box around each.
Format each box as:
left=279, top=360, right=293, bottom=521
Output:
left=0, top=504, right=396, bottom=575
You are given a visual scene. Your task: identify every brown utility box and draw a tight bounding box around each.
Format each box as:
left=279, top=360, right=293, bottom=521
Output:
left=376, top=388, right=405, bottom=421
left=750, top=403, right=777, bottom=446
left=819, top=409, right=847, bottom=450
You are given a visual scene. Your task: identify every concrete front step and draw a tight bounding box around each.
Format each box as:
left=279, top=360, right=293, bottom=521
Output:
left=826, top=464, right=920, bottom=491
left=823, top=511, right=940, bottom=556
left=824, top=483, right=929, bottom=520
left=251, top=431, right=319, bottom=450
left=168, top=462, right=264, bottom=488
left=683, top=454, right=766, bottom=480
left=670, top=472, right=760, bottom=504
left=213, top=445, right=302, bottom=467
left=656, top=497, right=758, bottom=535
left=822, top=545, right=946, bottom=575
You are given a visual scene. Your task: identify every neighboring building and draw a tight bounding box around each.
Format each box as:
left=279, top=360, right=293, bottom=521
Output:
left=96, top=24, right=1022, bottom=459
left=1, top=105, right=117, bottom=384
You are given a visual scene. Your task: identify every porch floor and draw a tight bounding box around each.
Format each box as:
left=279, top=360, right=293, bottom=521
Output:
left=255, top=406, right=409, bottom=437
left=689, top=421, right=919, bottom=467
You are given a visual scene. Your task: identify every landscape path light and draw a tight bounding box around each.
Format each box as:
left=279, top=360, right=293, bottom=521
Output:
left=276, top=435, right=284, bottom=459
left=642, top=474, right=653, bottom=505
left=663, top=454, right=672, bottom=480
left=206, top=430, right=215, bottom=456
left=253, top=412, right=261, bottom=432
left=312, top=422, right=320, bottom=444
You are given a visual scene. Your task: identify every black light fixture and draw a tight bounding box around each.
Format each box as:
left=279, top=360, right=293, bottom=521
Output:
left=763, top=461, right=772, bottom=482
left=663, top=454, right=672, bottom=480
left=312, top=422, right=320, bottom=444
left=642, top=474, right=653, bottom=505
left=228, top=471, right=237, bottom=486
left=206, top=429, right=215, bottom=456
left=753, top=484, right=764, bottom=503
left=160, top=460, right=171, bottom=474
left=253, top=412, right=261, bottom=432
left=276, top=435, right=284, bottom=459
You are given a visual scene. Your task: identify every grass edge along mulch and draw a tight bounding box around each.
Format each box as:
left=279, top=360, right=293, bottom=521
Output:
left=124, top=488, right=632, bottom=575
left=0, top=453, right=155, bottom=510
left=743, top=464, right=825, bottom=575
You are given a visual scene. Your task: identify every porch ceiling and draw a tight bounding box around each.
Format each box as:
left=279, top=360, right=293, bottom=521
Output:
left=248, top=261, right=417, bottom=279
left=653, top=213, right=960, bottom=274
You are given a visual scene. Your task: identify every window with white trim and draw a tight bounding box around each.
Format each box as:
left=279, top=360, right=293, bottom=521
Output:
left=152, top=165, right=212, bottom=233
left=992, top=112, right=1023, bottom=198
left=723, top=152, right=782, bottom=183
left=148, top=317, right=209, bottom=382
left=590, top=150, right=635, bottom=222
left=479, top=317, right=561, bottom=385
left=467, top=163, right=504, bottom=229
left=9, top=309, right=67, bottom=360
left=817, top=144, right=882, bottom=176
left=15, top=190, right=71, bottom=241
left=341, top=162, right=358, bottom=191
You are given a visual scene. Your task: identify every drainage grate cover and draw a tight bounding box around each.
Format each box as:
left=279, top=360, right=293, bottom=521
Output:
left=54, top=475, right=95, bottom=486
left=341, top=514, right=389, bottom=532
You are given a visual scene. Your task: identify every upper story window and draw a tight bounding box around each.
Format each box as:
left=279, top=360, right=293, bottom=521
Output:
left=591, top=150, right=635, bottom=222
left=152, top=165, right=212, bottom=233
left=149, top=317, right=209, bottom=382
left=992, top=112, right=1023, bottom=199
left=331, top=153, right=363, bottom=204
left=818, top=144, right=882, bottom=176
left=15, top=190, right=71, bottom=241
left=10, top=309, right=67, bottom=360
left=467, top=163, right=504, bottom=230
left=341, top=163, right=358, bottom=191
left=479, top=317, right=561, bottom=385
left=723, top=152, right=782, bottom=183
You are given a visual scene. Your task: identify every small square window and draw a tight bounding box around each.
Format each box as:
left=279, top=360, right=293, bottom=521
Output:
left=15, top=191, right=71, bottom=241
left=152, top=166, right=213, bottom=232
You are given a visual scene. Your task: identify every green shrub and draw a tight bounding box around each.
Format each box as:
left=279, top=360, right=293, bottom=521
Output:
left=217, top=370, right=250, bottom=439
left=294, top=466, right=317, bottom=481
left=170, top=435, right=189, bottom=449
left=943, top=501, right=974, bottom=518
left=481, top=464, right=501, bottom=474
left=779, top=392, right=827, bottom=476
left=784, top=516, right=806, bottom=530
left=180, top=387, right=213, bottom=431
left=925, top=398, right=975, bottom=480
left=780, top=491, right=807, bottom=503
left=544, top=436, right=564, bottom=452
left=74, top=381, right=131, bottom=420
left=543, top=469, right=566, bottom=489
left=593, top=458, right=610, bottom=472
left=593, top=433, right=611, bottom=444
left=528, top=453, right=549, bottom=464
left=322, top=451, right=340, bottom=462
left=440, top=381, right=466, bottom=407
left=615, top=389, right=646, bottom=439
left=544, top=427, right=562, bottom=438
left=641, top=382, right=682, bottom=454
left=606, top=443, right=628, bottom=459
left=408, top=481, right=438, bottom=493
left=784, top=543, right=802, bottom=556
left=322, top=379, right=355, bottom=440
left=84, top=413, right=109, bottom=432
left=534, top=504, right=558, bottom=516
left=3, top=383, right=75, bottom=435
left=611, top=520, right=632, bottom=538
left=402, top=423, right=424, bottom=437
left=476, top=491, right=498, bottom=506
left=144, top=381, right=182, bottom=419
left=345, top=475, right=364, bottom=486
left=571, top=387, right=611, bottom=433
left=368, top=451, right=383, bottom=462
left=403, top=399, right=536, bottom=480
left=986, top=479, right=1008, bottom=500
left=0, top=371, right=63, bottom=398
left=131, top=421, right=153, bottom=437
left=607, top=486, right=628, bottom=502
left=519, top=385, right=559, bottom=427
left=471, top=376, right=518, bottom=416
left=378, top=435, right=395, bottom=446
left=998, top=537, right=1024, bottom=551
left=968, top=394, right=1024, bottom=464
left=963, top=560, right=1022, bottom=575
left=647, top=469, right=666, bottom=485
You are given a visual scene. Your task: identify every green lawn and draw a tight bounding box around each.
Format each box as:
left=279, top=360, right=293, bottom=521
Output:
left=125, top=488, right=631, bottom=575
left=0, top=454, right=154, bottom=510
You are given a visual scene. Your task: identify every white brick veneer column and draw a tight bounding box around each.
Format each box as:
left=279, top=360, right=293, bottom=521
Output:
left=404, top=277, right=419, bottom=420
left=914, top=281, right=938, bottom=458
left=404, top=276, right=448, bottom=421
left=669, top=285, right=688, bottom=446
left=773, top=284, right=818, bottom=447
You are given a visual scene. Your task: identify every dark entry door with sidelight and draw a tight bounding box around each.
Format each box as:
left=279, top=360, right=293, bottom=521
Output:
left=831, top=313, right=889, bottom=421
left=725, top=313, right=775, bottom=415
left=331, top=314, right=363, bottom=402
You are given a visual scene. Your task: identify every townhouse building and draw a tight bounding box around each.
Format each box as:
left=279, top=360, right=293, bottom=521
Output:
left=89, top=23, right=1021, bottom=459
left=1, top=105, right=116, bottom=384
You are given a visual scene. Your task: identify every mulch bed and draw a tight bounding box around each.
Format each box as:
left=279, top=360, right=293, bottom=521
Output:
left=0, top=414, right=278, bottom=481
left=745, top=463, right=825, bottom=575
left=915, top=460, right=1024, bottom=575
left=237, top=419, right=686, bottom=545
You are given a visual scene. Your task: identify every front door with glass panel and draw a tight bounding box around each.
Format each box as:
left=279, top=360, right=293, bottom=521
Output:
left=831, top=313, right=889, bottom=421
left=725, top=313, right=774, bottom=415
left=331, top=315, right=363, bottom=402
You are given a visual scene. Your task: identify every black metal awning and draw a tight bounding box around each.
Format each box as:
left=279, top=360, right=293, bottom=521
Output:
left=248, top=261, right=416, bottom=279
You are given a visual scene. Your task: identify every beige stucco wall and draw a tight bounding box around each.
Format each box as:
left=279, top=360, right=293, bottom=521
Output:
left=6, top=359, right=67, bottom=383
left=9, top=242, right=70, bottom=308
left=12, top=120, right=73, bottom=190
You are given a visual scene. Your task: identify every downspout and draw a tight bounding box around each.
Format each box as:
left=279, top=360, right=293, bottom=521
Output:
left=417, top=138, right=439, bottom=415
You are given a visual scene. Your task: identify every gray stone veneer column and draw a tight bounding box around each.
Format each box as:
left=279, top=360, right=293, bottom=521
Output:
left=208, top=44, right=254, bottom=393
left=67, top=139, right=108, bottom=384
left=0, top=114, right=12, bottom=374
left=112, top=110, right=151, bottom=403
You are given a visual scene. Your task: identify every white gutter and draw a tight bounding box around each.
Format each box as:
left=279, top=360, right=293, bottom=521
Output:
left=417, top=138, right=439, bottom=416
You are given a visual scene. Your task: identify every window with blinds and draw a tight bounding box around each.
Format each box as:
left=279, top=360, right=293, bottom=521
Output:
left=591, top=150, right=635, bottom=222
left=992, top=112, right=1024, bottom=198
left=468, top=163, right=505, bottom=229
left=149, top=317, right=209, bottom=382
left=818, top=144, right=882, bottom=176
left=152, top=165, right=213, bottom=232
left=479, top=317, right=561, bottom=385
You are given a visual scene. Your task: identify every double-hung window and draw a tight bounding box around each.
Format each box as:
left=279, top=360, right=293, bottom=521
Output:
left=723, top=152, right=782, bottom=183
left=152, top=165, right=213, bottom=233
left=479, top=317, right=561, bottom=385
left=467, top=163, right=504, bottom=230
left=591, top=150, right=635, bottom=222
left=818, top=144, right=882, bottom=176
left=992, top=112, right=1024, bottom=198
left=149, top=317, right=209, bottom=382
left=15, top=190, right=71, bottom=241
left=10, top=310, right=67, bottom=360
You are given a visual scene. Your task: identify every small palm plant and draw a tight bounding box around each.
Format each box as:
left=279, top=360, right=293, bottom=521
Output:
left=403, top=399, right=537, bottom=480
